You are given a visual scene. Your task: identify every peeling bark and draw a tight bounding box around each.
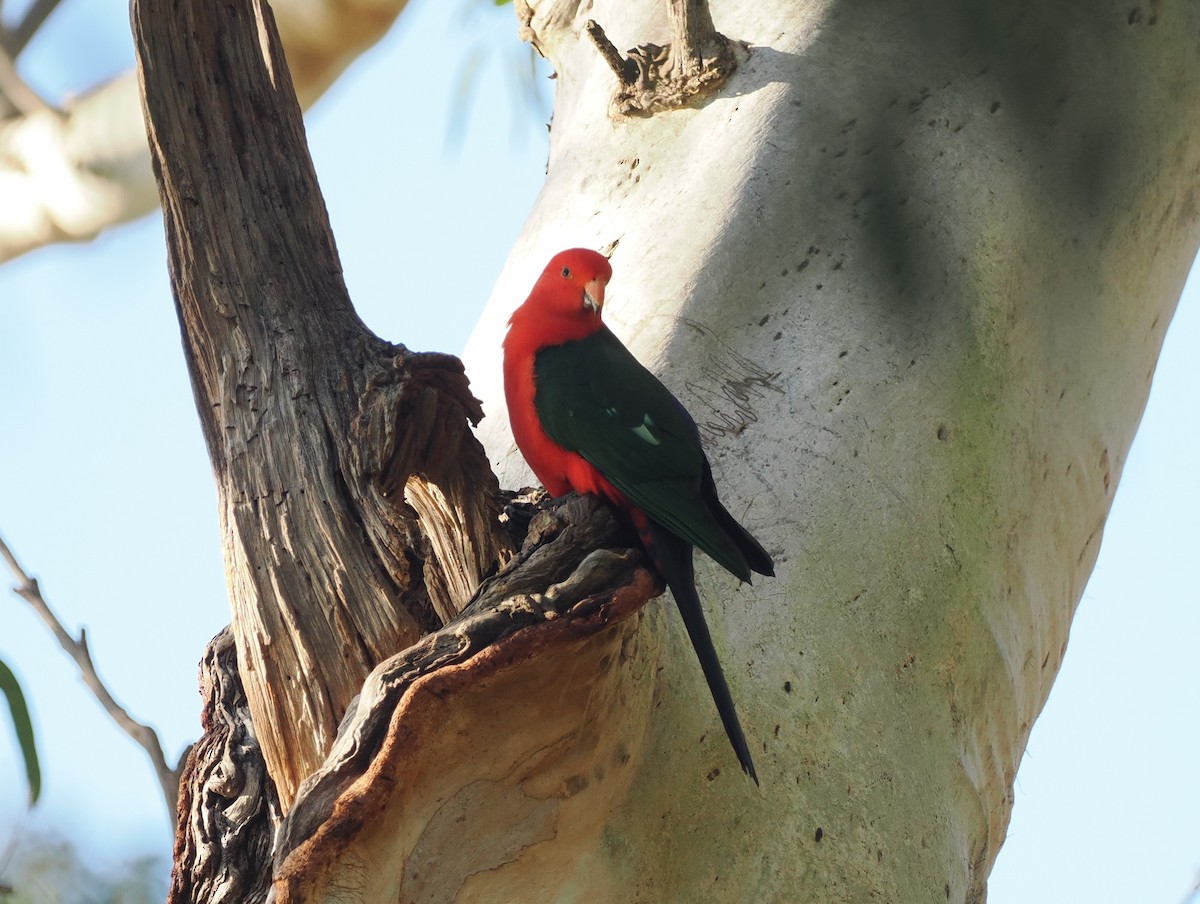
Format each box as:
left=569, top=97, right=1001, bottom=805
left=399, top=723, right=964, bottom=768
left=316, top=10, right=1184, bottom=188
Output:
left=169, top=630, right=279, bottom=904
left=273, top=494, right=658, bottom=902
left=169, top=496, right=655, bottom=904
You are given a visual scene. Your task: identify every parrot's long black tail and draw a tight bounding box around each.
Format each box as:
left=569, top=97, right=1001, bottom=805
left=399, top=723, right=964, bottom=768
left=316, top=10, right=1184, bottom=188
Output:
left=639, top=515, right=758, bottom=785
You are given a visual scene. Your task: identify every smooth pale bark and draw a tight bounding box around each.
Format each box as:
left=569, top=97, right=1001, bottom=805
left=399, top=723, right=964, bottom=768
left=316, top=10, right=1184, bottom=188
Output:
left=0, top=0, right=409, bottom=264
left=457, top=0, right=1200, bottom=900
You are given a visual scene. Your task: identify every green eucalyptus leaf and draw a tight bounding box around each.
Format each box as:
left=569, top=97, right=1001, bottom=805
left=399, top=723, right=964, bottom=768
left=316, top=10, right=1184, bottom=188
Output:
left=0, top=658, right=41, bottom=805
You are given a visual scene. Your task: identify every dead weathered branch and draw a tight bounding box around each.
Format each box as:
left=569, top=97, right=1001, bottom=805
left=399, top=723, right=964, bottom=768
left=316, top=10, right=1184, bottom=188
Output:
left=0, top=531, right=184, bottom=814
left=131, top=0, right=512, bottom=805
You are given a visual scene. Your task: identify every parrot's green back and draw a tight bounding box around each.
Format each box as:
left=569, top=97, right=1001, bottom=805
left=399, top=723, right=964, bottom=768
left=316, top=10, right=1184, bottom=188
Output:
left=533, top=327, right=772, bottom=582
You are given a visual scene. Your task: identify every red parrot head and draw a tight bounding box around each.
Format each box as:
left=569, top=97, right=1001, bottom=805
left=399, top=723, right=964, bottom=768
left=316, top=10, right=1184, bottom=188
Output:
left=515, top=248, right=613, bottom=327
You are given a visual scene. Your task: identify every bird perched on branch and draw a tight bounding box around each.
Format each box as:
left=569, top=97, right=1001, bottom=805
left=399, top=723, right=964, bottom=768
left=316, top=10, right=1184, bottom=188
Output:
left=502, top=248, right=774, bottom=783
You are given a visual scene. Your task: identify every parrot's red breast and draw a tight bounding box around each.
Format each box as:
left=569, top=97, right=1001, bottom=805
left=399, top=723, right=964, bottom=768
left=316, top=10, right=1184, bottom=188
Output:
left=502, top=249, right=618, bottom=500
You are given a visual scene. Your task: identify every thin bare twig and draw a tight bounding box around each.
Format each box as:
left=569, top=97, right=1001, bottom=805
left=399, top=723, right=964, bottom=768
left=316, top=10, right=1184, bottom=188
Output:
left=0, top=531, right=184, bottom=815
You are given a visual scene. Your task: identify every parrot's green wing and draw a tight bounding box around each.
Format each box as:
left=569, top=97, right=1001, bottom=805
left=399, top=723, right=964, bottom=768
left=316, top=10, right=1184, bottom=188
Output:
left=534, top=328, right=770, bottom=581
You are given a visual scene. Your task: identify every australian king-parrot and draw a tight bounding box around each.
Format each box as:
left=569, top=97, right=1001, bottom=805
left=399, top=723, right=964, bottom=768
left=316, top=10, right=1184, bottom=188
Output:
left=502, top=248, right=774, bottom=782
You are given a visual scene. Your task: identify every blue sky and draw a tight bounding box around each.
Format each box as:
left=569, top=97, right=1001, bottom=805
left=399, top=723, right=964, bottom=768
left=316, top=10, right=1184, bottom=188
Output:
left=0, top=0, right=1196, bottom=898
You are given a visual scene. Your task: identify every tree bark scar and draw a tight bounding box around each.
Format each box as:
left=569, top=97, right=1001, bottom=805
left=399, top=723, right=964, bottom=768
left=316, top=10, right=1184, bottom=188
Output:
left=675, top=317, right=784, bottom=444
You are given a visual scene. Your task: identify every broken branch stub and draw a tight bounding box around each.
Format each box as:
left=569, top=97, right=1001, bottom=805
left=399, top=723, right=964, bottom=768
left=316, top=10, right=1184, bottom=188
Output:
left=354, top=349, right=513, bottom=624
left=586, top=0, right=745, bottom=118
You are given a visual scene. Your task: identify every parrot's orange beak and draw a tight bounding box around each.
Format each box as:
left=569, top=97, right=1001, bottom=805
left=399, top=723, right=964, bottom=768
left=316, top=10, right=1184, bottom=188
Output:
left=583, top=278, right=606, bottom=313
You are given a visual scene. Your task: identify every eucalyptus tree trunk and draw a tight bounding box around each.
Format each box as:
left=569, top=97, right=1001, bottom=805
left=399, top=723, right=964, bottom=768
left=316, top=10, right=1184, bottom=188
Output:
left=133, top=0, right=1200, bottom=902
left=463, top=0, right=1200, bottom=900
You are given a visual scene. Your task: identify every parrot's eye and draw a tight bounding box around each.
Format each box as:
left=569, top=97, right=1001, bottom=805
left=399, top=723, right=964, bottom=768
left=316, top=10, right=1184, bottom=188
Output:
left=561, top=267, right=572, bottom=278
